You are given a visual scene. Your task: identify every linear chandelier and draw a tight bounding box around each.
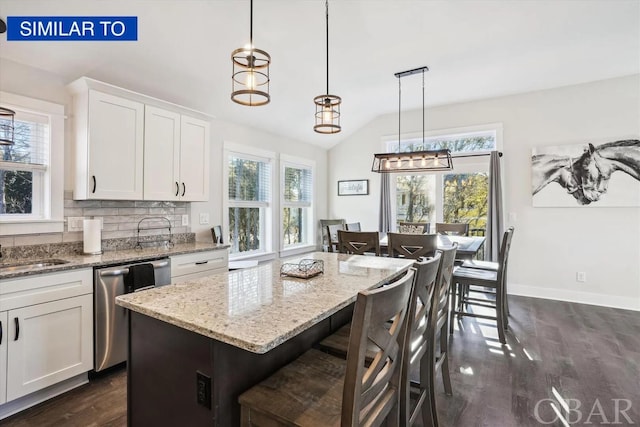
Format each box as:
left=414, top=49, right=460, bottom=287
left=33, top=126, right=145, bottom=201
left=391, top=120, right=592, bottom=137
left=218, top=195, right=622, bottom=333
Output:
left=371, top=66, right=453, bottom=173
left=0, top=107, right=16, bottom=146
left=313, top=0, right=341, bottom=134
left=231, top=0, right=271, bottom=106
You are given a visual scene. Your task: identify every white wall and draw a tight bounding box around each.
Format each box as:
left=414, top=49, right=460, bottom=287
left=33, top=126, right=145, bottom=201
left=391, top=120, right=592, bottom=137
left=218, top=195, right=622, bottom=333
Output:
left=329, top=75, right=640, bottom=311
left=0, top=58, right=329, bottom=252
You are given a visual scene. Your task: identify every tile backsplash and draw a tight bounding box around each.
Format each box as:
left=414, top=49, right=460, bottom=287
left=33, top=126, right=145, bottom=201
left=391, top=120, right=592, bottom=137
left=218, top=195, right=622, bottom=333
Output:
left=1, top=191, right=191, bottom=248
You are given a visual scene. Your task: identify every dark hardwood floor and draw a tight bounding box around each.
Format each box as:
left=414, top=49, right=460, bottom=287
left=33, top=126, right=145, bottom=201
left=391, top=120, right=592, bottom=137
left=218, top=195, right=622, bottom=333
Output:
left=1, top=295, right=638, bottom=426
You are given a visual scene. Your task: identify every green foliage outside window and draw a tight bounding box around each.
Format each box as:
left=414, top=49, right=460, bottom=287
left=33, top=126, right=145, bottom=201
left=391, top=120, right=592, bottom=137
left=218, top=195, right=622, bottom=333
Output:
left=443, top=173, right=488, bottom=230
left=1, top=121, right=35, bottom=215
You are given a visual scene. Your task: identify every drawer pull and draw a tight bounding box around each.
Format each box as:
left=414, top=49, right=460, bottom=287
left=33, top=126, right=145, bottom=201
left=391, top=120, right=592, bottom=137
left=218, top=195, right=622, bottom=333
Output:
left=0, top=320, right=3, bottom=345
left=92, top=175, right=97, bottom=193
left=14, top=317, right=19, bottom=341
left=175, top=182, right=180, bottom=197
left=195, top=261, right=209, bottom=265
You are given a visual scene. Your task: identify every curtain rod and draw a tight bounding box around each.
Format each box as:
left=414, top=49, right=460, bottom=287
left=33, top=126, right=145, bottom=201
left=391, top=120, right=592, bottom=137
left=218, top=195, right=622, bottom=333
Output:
left=452, top=151, right=503, bottom=159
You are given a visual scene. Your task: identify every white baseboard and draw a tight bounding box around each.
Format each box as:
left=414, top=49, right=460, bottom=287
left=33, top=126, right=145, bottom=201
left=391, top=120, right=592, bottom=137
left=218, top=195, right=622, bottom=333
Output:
left=0, top=373, right=89, bottom=420
left=508, top=283, right=640, bottom=312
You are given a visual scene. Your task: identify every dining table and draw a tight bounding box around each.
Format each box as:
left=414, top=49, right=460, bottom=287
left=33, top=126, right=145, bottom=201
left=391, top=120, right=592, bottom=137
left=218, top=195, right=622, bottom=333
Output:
left=380, top=233, right=486, bottom=260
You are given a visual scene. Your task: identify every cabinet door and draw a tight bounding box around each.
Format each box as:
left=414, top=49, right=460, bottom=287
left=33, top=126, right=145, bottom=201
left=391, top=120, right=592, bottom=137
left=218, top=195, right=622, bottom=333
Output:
left=6, top=295, right=93, bottom=402
left=0, top=311, right=7, bottom=405
left=144, top=106, right=181, bottom=200
left=179, top=115, right=210, bottom=201
left=88, top=90, right=144, bottom=199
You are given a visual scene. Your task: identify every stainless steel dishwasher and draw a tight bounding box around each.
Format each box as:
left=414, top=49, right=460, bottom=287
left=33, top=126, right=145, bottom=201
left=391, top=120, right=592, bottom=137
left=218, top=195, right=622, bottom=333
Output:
left=94, top=258, right=171, bottom=372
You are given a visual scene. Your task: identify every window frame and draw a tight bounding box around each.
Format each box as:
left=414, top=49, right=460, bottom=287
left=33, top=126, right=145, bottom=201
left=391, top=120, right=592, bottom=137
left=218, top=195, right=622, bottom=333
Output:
left=385, top=123, right=503, bottom=229
left=223, top=142, right=276, bottom=260
left=280, top=154, right=315, bottom=255
left=0, top=91, right=64, bottom=235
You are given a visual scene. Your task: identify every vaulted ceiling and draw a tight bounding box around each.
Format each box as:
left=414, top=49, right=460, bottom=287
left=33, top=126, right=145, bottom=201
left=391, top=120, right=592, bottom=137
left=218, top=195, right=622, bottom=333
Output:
left=0, top=0, right=638, bottom=148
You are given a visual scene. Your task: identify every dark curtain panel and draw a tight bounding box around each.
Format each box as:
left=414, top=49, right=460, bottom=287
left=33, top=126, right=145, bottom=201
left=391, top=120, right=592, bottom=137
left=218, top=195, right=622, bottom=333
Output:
left=379, top=174, right=391, bottom=233
left=485, top=151, right=504, bottom=261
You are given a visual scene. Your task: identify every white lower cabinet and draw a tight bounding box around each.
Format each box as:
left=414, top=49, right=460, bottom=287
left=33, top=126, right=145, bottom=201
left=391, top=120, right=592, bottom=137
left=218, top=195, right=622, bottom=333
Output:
left=0, top=269, right=93, bottom=405
left=0, top=311, right=7, bottom=405
left=170, top=250, right=229, bottom=283
left=6, top=294, right=93, bottom=401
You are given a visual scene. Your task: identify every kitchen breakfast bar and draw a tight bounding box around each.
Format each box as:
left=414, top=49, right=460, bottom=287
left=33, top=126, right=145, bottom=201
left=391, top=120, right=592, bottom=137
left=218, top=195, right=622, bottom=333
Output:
left=115, top=252, right=413, bottom=426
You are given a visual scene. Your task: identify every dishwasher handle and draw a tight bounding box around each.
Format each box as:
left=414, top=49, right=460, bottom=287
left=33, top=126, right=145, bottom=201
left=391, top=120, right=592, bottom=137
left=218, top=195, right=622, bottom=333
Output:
left=98, top=260, right=170, bottom=277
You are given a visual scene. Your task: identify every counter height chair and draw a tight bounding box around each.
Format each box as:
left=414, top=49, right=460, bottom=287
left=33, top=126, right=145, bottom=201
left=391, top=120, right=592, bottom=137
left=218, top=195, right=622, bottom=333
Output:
left=435, top=222, right=469, bottom=236
left=387, top=232, right=437, bottom=260
left=450, top=228, right=514, bottom=344
left=325, top=223, right=345, bottom=253
left=345, top=222, right=361, bottom=231
left=337, top=230, right=381, bottom=256
left=399, top=221, right=430, bottom=234
left=239, top=268, right=416, bottom=426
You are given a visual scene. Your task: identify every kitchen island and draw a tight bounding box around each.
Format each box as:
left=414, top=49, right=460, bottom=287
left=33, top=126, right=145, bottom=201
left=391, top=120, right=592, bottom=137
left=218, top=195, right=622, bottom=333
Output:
left=116, top=252, right=413, bottom=426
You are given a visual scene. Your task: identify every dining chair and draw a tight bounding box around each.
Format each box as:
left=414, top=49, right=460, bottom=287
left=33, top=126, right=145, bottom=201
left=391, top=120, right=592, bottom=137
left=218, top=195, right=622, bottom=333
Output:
left=461, top=227, right=515, bottom=316
left=387, top=232, right=437, bottom=259
left=424, top=244, right=457, bottom=427
left=435, top=222, right=469, bottom=236
left=450, top=227, right=514, bottom=344
left=238, top=268, right=416, bottom=426
left=337, top=230, right=381, bottom=256
left=345, top=222, right=361, bottom=231
left=210, top=225, right=223, bottom=244
left=325, top=223, right=345, bottom=252
left=315, top=255, right=442, bottom=426
left=399, top=221, right=430, bottom=234
left=320, top=219, right=346, bottom=251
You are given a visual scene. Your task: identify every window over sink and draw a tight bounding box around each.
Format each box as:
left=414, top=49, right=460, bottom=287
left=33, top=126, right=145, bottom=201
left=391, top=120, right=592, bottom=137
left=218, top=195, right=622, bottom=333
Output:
left=0, top=92, right=64, bottom=235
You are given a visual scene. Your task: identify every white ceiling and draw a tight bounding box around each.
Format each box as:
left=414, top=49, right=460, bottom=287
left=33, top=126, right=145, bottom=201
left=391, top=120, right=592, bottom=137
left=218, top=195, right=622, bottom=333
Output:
left=0, top=0, right=639, bottom=148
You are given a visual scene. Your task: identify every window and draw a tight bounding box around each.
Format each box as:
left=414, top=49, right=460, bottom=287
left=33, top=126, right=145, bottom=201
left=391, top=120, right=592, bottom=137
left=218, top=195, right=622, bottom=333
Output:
left=225, top=144, right=274, bottom=257
left=281, top=156, right=314, bottom=250
left=0, top=92, right=64, bottom=235
left=389, top=125, right=500, bottom=233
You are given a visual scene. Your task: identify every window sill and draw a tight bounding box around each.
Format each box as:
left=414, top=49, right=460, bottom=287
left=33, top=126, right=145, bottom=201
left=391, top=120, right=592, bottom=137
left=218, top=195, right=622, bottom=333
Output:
left=229, top=251, right=277, bottom=263
left=0, top=220, right=64, bottom=236
left=279, top=244, right=319, bottom=258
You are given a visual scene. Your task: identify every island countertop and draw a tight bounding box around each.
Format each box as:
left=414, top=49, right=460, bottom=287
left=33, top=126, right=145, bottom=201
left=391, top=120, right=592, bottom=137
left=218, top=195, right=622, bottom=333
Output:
left=116, top=252, right=413, bottom=354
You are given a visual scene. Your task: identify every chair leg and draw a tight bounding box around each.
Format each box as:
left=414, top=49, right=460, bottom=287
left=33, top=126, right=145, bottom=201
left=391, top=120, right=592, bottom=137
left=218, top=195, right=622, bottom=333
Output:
left=439, top=324, right=452, bottom=396
left=449, top=282, right=457, bottom=335
left=496, top=284, right=507, bottom=344
left=424, top=346, right=439, bottom=427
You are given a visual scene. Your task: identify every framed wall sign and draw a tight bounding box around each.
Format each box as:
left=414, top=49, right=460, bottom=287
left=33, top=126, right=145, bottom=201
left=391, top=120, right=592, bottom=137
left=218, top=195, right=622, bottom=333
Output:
left=338, top=179, right=369, bottom=196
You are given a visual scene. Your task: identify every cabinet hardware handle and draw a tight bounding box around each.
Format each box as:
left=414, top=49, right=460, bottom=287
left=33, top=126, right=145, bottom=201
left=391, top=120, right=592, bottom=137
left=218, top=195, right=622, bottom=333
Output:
left=14, top=317, right=19, bottom=341
left=181, top=182, right=186, bottom=197
left=0, top=320, right=3, bottom=345
left=92, top=175, right=97, bottom=193
left=175, top=182, right=180, bottom=197
left=195, top=261, right=209, bottom=265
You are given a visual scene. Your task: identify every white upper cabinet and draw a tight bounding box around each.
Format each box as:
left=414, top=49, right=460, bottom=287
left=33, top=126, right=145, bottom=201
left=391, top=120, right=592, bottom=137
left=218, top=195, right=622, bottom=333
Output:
left=68, top=77, right=211, bottom=201
left=143, top=107, right=210, bottom=201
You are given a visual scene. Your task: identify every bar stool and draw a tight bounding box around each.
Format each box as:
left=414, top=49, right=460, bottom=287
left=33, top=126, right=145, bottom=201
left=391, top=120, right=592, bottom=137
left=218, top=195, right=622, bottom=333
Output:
left=337, top=230, right=381, bottom=256
left=238, top=268, right=416, bottom=426
left=387, top=232, right=437, bottom=259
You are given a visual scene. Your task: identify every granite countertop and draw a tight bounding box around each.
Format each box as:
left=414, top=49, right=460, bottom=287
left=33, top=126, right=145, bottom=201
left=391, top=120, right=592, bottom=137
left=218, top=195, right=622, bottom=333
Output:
left=116, top=252, right=414, bottom=354
left=0, top=242, right=230, bottom=280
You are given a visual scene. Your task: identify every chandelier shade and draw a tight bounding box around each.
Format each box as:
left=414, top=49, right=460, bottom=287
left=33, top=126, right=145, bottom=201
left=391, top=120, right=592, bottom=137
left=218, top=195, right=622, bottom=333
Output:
left=0, top=106, right=16, bottom=146
left=372, top=66, right=453, bottom=173
left=231, top=0, right=271, bottom=106
left=314, top=0, right=341, bottom=134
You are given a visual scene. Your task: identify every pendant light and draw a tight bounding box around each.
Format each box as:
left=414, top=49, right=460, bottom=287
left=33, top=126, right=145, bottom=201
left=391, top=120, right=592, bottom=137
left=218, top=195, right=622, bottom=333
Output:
left=314, top=0, right=341, bottom=134
left=0, top=107, right=16, bottom=146
left=231, top=0, right=271, bottom=106
left=371, top=66, right=453, bottom=173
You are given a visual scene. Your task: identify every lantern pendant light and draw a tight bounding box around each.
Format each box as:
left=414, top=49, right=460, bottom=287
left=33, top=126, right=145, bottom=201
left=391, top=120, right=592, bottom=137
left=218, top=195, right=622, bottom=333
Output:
left=314, top=0, right=341, bottom=134
left=231, top=0, right=271, bottom=106
left=0, top=107, right=16, bottom=146
left=371, top=66, right=453, bottom=173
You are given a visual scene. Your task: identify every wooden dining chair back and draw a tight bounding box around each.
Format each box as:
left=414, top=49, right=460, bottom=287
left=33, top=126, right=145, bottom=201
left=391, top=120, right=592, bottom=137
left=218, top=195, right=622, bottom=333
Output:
left=450, top=227, right=514, bottom=344
left=325, top=223, right=345, bottom=252
left=345, top=222, right=362, bottom=231
left=387, top=232, right=438, bottom=259
left=238, top=268, right=416, bottom=426
left=435, top=222, right=469, bottom=236
left=399, top=221, right=430, bottom=234
left=211, top=225, right=223, bottom=244
left=423, top=243, right=457, bottom=427
left=320, top=219, right=346, bottom=251
left=399, top=254, right=441, bottom=426
left=337, top=230, right=381, bottom=256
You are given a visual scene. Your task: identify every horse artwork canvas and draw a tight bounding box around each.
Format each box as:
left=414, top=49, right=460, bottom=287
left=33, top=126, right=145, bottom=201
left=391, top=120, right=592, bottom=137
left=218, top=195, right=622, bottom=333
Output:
left=531, top=139, right=640, bottom=207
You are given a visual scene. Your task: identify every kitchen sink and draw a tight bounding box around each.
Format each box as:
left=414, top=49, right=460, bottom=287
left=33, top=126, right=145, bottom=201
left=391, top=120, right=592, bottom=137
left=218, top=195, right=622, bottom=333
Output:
left=0, top=258, right=70, bottom=274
